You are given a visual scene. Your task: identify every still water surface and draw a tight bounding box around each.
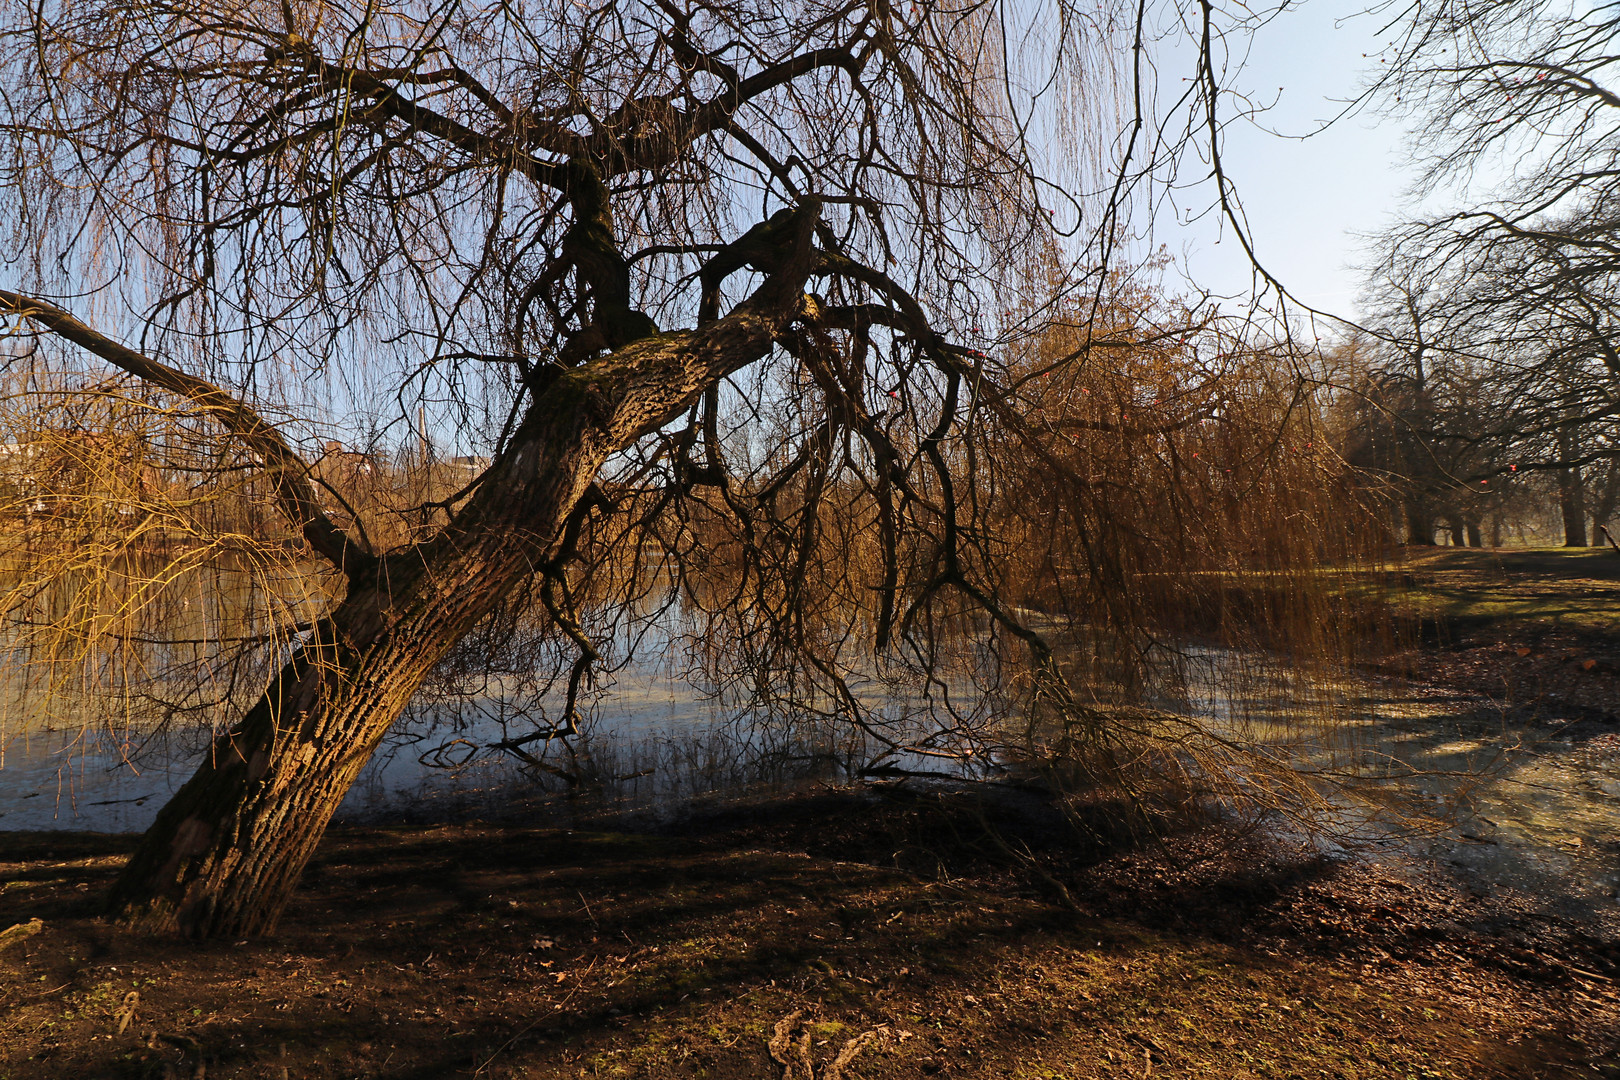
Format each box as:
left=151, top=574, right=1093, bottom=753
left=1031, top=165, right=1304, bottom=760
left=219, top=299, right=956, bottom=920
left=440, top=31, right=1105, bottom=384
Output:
left=0, top=669, right=810, bottom=832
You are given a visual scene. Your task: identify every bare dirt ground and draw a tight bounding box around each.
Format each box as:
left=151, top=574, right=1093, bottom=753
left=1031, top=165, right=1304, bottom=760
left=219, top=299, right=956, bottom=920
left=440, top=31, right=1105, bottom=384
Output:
left=2, top=786, right=1616, bottom=1080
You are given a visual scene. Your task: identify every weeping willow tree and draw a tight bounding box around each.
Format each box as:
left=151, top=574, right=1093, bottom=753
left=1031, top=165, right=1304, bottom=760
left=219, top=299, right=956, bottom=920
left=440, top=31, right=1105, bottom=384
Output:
left=0, top=0, right=1387, bottom=939
left=982, top=267, right=1396, bottom=838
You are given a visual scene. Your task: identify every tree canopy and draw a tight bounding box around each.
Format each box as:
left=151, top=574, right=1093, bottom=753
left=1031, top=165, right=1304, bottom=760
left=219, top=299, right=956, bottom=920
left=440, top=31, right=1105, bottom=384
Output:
left=1357, top=0, right=1620, bottom=543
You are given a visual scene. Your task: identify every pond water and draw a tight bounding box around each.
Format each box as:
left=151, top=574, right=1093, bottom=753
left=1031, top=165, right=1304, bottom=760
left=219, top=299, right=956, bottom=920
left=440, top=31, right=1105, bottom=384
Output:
left=3, top=642, right=1617, bottom=931
left=0, top=670, right=850, bottom=833
left=0, top=631, right=988, bottom=834
left=1172, top=647, right=1620, bottom=926
left=1362, top=693, right=1620, bottom=925
left=0, top=561, right=990, bottom=833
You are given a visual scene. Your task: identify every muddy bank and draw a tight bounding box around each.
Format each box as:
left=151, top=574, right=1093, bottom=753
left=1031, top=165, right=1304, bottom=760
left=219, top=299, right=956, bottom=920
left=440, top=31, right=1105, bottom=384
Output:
left=1, top=787, right=1615, bottom=1080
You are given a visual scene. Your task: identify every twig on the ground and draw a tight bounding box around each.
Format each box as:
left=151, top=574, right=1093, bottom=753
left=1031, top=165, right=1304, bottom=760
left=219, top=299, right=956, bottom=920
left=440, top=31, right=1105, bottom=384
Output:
left=115, top=990, right=140, bottom=1034
left=768, top=1010, right=812, bottom=1080
left=769, top=1010, right=885, bottom=1080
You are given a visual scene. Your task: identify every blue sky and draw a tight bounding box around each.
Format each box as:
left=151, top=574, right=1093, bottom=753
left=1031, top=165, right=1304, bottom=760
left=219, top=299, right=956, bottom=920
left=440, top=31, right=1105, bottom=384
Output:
left=1165, top=0, right=1417, bottom=320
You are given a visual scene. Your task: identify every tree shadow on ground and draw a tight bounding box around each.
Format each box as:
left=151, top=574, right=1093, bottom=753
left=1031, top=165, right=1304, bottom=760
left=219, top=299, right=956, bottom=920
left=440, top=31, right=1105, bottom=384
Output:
left=0, top=785, right=1615, bottom=1079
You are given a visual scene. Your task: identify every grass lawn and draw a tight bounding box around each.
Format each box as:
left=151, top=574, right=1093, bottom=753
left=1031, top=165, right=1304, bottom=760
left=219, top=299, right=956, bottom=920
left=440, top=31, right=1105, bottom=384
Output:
left=1398, top=546, right=1620, bottom=637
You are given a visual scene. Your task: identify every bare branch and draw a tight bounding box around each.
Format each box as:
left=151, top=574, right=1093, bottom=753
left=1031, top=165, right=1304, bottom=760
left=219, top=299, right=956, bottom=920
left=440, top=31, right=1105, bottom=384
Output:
left=0, top=289, right=370, bottom=575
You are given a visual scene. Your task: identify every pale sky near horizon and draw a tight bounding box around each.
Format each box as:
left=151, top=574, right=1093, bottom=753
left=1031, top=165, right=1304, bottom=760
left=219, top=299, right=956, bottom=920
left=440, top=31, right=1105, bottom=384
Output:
left=1163, top=0, right=1419, bottom=323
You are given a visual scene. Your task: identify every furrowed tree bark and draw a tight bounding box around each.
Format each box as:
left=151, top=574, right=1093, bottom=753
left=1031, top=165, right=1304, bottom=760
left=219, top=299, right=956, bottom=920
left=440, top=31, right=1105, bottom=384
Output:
left=105, top=277, right=809, bottom=937
left=1559, top=470, right=1588, bottom=547
left=0, top=0, right=1118, bottom=946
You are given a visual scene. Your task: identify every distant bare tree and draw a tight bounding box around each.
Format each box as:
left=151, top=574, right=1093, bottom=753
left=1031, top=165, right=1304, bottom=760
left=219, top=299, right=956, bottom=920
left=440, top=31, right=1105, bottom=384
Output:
left=1362, top=0, right=1620, bottom=544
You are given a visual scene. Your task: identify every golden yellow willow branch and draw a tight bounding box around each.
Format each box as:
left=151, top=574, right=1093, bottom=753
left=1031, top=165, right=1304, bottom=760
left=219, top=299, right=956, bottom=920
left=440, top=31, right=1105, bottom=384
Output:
left=0, top=289, right=369, bottom=575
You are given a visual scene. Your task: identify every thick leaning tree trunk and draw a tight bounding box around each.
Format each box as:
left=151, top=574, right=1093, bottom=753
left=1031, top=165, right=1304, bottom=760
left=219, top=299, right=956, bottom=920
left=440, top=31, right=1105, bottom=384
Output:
left=107, top=286, right=803, bottom=937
